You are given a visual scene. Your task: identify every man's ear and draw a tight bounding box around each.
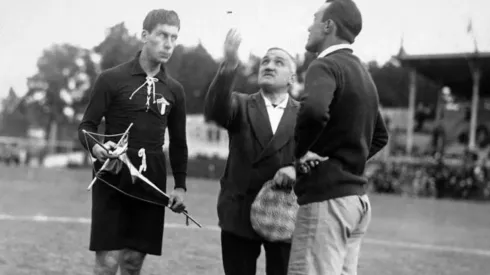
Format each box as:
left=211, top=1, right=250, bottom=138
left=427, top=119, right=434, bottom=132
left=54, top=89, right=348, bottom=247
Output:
left=323, top=19, right=335, bottom=35
left=288, top=73, right=297, bottom=86
left=141, top=29, right=149, bottom=43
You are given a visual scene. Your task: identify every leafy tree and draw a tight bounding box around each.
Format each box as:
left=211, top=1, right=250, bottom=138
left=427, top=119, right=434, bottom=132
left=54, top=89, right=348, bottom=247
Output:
left=368, top=61, right=440, bottom=109
left=170, top=43, right=219, bottom=114
left=0, top=88, right=28, bottom=137
left=20, top=44, right=97, bottom=145
left=94, top=22, right=142, bottom=70
left=233, top=54, right=261, bottom=95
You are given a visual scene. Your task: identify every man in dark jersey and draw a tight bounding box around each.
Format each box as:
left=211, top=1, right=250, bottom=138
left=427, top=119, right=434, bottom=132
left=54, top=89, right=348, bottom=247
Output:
left=78, top=9, right=188, bottom=275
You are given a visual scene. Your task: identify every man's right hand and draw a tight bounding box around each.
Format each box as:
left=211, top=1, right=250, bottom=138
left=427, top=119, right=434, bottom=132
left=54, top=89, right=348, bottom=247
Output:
left=223, top=28, right=241, bottom=69
left=273, top=166, right=296, bottom=189
left=92, top=141, right=117, bottom=162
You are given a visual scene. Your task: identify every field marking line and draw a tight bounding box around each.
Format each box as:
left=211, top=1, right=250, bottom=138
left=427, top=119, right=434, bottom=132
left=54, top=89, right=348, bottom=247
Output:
left=1, top=213, right=490, bottom=257
left=362, top=238, right=490, bottom=257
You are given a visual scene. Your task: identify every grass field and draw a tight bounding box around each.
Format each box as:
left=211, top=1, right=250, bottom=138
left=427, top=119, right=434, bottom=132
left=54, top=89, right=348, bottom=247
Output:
left=1, top=165, right=490, bottom=275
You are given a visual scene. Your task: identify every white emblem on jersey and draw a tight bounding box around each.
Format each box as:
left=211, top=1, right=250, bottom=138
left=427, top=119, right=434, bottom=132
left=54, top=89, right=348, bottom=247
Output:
left=156, top=97, right=170, bottom=115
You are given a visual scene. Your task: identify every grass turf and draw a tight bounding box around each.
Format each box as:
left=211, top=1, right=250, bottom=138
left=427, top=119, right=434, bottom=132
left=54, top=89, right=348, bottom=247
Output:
left=0, top=166, right=489, bottom=274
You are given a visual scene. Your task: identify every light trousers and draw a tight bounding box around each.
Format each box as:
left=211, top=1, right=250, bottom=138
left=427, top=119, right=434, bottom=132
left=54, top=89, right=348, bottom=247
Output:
left=287, top=195, right=371, bottom=275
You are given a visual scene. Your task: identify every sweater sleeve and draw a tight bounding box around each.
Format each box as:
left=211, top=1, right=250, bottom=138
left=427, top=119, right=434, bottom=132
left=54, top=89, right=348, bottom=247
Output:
left=294, top=59, right=339, bottom=159
left=167, top=82, right=188, bottom=191
left=78, top=73, right=112, bottom=156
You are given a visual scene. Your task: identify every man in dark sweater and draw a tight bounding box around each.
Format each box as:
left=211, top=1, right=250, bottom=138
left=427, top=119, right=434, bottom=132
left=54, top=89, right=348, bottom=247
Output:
left=287, top=1, right=389, bottom=274
left=78, top=9, right=188, bottom=275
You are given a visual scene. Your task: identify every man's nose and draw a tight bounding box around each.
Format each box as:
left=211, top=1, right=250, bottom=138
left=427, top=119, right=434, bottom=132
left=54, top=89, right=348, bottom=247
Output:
left=163, top=39, right=172, bottom=49
left=265, top=62, right=276, bottom=70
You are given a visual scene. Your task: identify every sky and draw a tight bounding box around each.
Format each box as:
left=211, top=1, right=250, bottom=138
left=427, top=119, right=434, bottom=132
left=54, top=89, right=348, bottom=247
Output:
left=0, top=0, right=489, bottom=100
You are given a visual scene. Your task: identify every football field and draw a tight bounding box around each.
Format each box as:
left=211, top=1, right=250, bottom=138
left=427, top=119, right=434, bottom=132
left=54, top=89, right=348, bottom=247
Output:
left=0, top=165, right=489, bottom=275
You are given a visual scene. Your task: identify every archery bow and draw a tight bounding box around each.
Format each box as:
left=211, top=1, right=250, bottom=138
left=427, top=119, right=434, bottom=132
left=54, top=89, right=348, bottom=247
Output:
left=85, top=123, right=133, bottom=190
left=82, top=124, right=202, bottom=228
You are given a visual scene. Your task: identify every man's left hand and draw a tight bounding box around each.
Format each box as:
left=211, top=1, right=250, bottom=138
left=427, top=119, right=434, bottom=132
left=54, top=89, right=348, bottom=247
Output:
left=168, top=188, right=186, bottom=213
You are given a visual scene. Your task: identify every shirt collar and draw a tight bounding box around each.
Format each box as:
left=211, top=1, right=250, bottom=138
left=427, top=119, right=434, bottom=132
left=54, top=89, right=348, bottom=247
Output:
left=317, top=44, right=353, bottom=59
left=131, top=50, right=168, bottom=83
left=261, top=92, right=289, bottom=109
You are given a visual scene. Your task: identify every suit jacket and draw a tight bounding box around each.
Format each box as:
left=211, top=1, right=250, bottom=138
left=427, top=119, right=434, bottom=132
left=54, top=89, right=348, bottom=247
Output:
left=204, top=63, right=300, bottom=239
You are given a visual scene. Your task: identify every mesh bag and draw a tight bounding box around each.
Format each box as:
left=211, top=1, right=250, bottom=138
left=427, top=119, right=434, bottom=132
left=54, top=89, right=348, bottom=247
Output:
left=250, top=180, right=299, bottom=242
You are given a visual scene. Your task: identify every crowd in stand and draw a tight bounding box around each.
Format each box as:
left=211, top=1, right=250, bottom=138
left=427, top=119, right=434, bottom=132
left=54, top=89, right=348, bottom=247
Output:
left=367, top=151, right=490, bottom=201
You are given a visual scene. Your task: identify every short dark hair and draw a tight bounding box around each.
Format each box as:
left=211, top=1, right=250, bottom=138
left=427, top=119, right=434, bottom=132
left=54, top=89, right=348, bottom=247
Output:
left=323, top=0, right=362, bottom=43
left=143, top=9, right=180, bottom=33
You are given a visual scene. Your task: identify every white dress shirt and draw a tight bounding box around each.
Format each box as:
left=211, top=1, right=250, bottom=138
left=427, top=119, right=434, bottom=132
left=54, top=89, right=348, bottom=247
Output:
left=317, top=44, right=353, bottom=59
left=261, top=93, right=289, bottom=134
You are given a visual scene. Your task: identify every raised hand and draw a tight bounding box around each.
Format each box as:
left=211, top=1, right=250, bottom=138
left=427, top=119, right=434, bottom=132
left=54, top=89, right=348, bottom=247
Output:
left=223, top=28, right=242, bottom=68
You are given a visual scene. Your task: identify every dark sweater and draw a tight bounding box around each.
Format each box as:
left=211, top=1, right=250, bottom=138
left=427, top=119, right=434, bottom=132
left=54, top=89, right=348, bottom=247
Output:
left=294, top=48, right=388, bottom=205
left=78, top=51, right=188, bottom=190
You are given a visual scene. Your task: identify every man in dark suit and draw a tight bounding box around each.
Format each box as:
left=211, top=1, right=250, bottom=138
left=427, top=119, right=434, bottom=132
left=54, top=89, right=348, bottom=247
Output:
left=204, top=29, right=299, bottom=275
left=287, top=1, right=389, bottom=275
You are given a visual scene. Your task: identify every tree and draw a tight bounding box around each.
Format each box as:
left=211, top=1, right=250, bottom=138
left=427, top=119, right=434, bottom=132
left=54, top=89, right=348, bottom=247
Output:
left=368, top=62, right=440, bottom=109
left=0, top=88, right=28, bottom=137
left=168, top=43, right=220, bottom=114
left=71, top=51, right=99, bottom=119
left=296, top=51, right=317, bottom=83
left=21, top=44, right=97, bottom=148
left=94, top=22, right=142, bottom=70
left=232, top=54, right=261, bottom=96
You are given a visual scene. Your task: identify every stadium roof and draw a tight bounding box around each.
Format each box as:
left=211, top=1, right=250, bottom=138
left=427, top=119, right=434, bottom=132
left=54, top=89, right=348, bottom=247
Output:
left=396, top=50, right=490, bottom=98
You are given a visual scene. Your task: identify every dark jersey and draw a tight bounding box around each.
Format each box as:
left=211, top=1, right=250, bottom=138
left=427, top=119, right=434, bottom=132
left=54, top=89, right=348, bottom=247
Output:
left=78, top=51, right=188, bottom=190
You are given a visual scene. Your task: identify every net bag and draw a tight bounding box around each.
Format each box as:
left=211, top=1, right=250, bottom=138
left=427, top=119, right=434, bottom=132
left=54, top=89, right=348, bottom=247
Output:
left=250, top=180, right=299, bottom=242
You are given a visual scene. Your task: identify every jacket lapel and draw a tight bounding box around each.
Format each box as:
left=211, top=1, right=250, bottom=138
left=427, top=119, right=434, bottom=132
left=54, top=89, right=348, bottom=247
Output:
left=247, top=93, right=273, bottom=149
left=253, top=98, right=299, bottom=164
